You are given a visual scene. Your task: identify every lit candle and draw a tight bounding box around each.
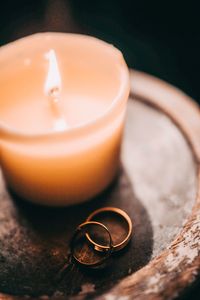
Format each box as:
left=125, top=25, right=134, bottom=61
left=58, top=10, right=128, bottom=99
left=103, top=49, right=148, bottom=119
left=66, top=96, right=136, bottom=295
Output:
left=0, top=33, right=130, bottom=206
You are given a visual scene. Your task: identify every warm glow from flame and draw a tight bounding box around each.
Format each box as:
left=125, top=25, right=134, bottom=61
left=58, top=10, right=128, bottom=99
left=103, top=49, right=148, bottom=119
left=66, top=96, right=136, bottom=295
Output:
left=44, top=49, right=61, bottom=96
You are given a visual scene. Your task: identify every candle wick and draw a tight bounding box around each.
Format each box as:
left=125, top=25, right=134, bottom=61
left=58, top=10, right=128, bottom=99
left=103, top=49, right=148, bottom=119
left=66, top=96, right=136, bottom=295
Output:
left=49, top=86, right=60, bottom=101
left=48, top=92, right=69, bottom=132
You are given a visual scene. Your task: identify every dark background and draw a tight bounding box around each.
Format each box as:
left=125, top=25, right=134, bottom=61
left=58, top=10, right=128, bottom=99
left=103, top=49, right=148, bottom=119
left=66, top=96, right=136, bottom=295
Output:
left=0, top=0, right=200, bottom=299
left=1, top=0, right=200, bottom=105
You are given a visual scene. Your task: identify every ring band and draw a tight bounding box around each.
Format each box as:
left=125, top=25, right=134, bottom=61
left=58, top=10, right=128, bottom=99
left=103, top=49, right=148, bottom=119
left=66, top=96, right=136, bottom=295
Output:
left=70, top=221, right=113, bottom=268
left=86, top=207, right=132, bottom=252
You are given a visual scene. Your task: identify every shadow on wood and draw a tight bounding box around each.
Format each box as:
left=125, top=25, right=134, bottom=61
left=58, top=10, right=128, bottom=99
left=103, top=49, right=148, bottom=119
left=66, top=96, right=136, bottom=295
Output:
left=0, top=167, right=153, bottom=297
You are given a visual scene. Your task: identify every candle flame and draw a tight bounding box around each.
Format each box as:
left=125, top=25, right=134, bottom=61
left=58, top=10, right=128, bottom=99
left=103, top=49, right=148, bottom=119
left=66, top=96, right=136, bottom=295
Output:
left=44, top=49, right=68, bottom=131
left=45, top=49, right=61, bottom=97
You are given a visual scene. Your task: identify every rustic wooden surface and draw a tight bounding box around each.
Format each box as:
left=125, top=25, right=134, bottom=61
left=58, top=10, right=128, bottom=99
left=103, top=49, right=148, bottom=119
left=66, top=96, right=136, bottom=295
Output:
left=0, top=70, right=199, bottom=299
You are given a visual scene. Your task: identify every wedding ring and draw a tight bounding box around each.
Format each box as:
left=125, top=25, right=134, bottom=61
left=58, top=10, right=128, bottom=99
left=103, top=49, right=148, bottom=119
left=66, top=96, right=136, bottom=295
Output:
left=70, top=221, right=113, bottom=268
left=86, top=207, right=132, bottom=252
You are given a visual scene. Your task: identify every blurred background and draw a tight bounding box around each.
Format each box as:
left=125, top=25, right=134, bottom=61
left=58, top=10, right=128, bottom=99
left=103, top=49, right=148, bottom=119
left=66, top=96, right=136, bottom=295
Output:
left=0, top=1, right=199, bottom=299
left=1, top=0, right=200, bottom=105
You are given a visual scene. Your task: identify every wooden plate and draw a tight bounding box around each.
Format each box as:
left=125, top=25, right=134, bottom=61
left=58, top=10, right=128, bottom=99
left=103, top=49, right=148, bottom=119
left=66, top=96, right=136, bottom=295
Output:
left=0, top=70, right=199, bottom=300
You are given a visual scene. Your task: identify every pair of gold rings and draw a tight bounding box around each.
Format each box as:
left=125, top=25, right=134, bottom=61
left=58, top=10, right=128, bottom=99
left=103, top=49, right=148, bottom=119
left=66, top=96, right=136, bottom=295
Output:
left=70, top=207, right=133, bottom=268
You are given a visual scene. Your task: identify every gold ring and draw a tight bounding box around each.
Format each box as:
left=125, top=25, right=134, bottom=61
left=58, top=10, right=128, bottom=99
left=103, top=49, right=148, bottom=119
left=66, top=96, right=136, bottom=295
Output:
left=86, top=207, right=133, bottom=252
left=70, top=221, right=113, bottom=268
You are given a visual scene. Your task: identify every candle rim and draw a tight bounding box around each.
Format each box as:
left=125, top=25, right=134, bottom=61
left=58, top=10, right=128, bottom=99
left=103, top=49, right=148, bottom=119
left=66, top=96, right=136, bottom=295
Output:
left=0, top=32, right=130, bottom=142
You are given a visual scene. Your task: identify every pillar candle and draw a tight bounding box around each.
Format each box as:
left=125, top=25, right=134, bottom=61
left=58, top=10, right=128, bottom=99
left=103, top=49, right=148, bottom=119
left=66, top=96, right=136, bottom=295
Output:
left=0, top=33, right=130, bottom=206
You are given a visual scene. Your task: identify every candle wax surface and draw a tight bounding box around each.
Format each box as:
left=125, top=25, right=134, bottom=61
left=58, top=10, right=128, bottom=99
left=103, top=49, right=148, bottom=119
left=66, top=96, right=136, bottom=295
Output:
left=0, top=39, right=121, bottom=134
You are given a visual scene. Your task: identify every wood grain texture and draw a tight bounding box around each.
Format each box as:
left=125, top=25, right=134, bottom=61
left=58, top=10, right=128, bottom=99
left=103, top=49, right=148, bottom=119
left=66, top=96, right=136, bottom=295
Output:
left=0, top=71, right=199, bottom=299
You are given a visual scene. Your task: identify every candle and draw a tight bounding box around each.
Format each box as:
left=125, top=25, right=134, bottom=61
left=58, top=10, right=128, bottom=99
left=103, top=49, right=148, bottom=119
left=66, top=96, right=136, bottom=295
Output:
left=0, top=33, right=130, bottom=206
